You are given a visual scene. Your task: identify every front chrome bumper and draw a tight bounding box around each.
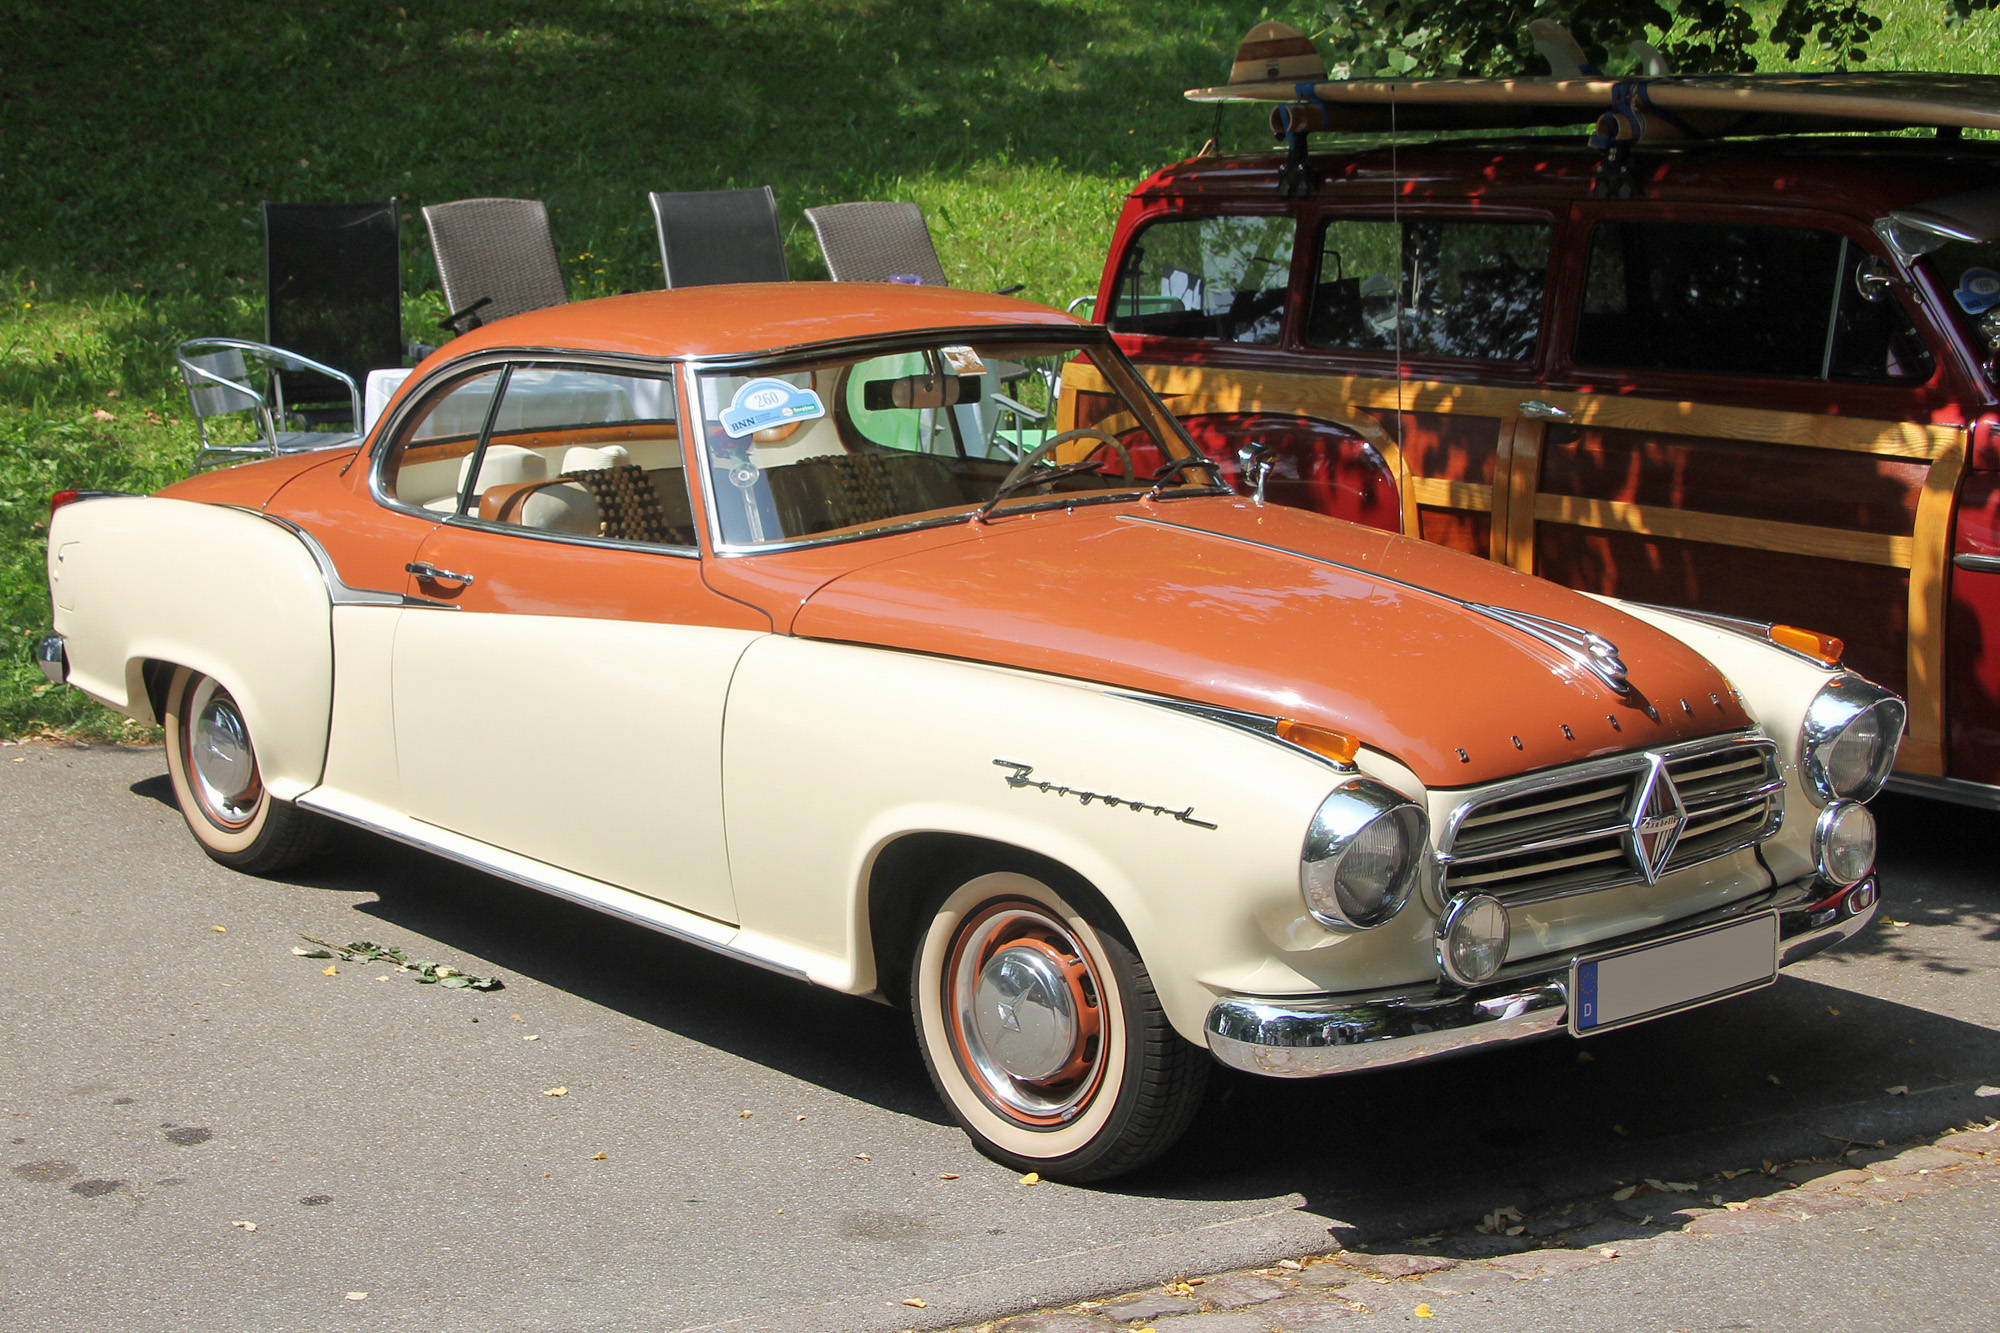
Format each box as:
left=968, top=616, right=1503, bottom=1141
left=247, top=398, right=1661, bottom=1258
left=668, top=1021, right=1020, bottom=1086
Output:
left=34, top=632, right=66, bottom=685
left=1206, top=875, right=1877, bottom=1078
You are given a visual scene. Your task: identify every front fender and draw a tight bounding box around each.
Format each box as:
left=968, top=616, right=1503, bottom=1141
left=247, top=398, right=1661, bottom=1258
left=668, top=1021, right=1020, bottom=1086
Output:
left=48, top=496, right=333, bottom=800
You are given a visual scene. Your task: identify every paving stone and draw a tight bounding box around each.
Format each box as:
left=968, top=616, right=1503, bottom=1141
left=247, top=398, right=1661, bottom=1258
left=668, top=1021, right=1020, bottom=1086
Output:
left=1484, top=1247, right=1613, bottom=1278
left=1436, top=1231, right=1535, bottom=1259
left=1336, top=1252, right=1457, bottom=1279
left=998, top=1314, right=1118, bottom=1333
left=1199, top=1274, right=1295, bottom=1310
left=1684, top=1209, right=1793, bottom=1237
left=1857, top=1145, right=1965, bottom=1176
left=1775, top=1191, right=1866, bottom=1218
left=1256, top=1295, right=1360, bottom=1329
left=1935, top=1128, right=2000, bottom=1157
left=1149, top=1312, right=1277, bottom=1333
left=1098, top=1293, right=1200, bottom=1322
left=1418, top=1266, right=1523, bottom=1296
left=1854, top=1174, right=1947, bottom=1202
left=1289, top=1265, right=1354, bottom=1290
left=1776, top=1163, right=1870, bottom=1188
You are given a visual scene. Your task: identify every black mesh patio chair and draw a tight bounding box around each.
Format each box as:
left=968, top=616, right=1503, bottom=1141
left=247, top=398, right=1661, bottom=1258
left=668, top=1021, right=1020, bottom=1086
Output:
left=176, top=338, right=363, bottom=470
left=805, top=201, right=950, bottom=287
left=263, top=200, right=406, bottom=429
left=650, top=186, right=790, bottom=288
left=422, top=197, right=570, bottom=336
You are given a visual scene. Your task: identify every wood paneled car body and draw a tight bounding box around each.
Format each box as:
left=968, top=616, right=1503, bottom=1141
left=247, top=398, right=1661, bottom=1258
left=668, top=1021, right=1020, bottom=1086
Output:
left=40, top=284, right=1896, bottom=1179
left=1085, top=80, right=2000, bottom=810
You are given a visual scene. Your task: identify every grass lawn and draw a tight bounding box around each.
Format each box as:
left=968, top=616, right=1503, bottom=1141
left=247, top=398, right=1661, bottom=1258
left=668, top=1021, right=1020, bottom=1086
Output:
left=4, top=0, right=1999, bottom=738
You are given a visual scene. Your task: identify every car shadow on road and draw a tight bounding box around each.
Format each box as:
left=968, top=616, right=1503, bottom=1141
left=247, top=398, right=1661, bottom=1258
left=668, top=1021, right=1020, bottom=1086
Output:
left=183, top=782, right=2000, bottom=1242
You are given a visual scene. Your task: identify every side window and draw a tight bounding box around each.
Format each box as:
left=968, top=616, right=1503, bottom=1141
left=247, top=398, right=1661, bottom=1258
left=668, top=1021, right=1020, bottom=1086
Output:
left=1307, top=217, right=1551, bottom=361
left=381, top=369, right=505, bottom=512
left=1106, top=215, right=1294, bottom=344
left=404, top=365, right=693, bottom=546
left=1575, top=221, right=1934, bottom=382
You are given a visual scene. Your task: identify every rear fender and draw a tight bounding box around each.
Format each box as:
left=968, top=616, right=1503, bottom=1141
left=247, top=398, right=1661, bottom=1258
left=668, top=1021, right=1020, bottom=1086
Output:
left=48, top=497, right=334, bottom=799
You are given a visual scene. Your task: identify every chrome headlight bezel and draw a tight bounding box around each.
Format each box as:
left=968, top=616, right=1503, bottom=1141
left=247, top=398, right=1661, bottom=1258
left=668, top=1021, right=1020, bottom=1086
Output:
left=1813, top=800, right=1877, bottom=887
left=1435, top=892, right=1511, bottom=986
left=1798, top=676, right=1905, bottom=806
left=1300, top=778, right=1428, bottom=931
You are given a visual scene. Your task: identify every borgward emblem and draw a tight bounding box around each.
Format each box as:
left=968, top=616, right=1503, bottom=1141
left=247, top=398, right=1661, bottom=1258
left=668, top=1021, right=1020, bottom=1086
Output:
left=1625, top=756, right=1687, bottom=884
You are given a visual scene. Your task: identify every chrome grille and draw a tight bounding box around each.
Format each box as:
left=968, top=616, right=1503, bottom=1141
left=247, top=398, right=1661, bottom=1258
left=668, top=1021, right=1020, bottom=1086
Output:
left=1438, top=734, right=1783, bottom=906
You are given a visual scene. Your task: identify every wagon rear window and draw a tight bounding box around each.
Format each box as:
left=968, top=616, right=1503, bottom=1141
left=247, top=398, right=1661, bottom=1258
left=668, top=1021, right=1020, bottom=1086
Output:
left=1105, top=215, right=1294, bottom=344
left=1575, top=220, right=1934, bottom=382
left=1306, top=217, right=1551, bottom=361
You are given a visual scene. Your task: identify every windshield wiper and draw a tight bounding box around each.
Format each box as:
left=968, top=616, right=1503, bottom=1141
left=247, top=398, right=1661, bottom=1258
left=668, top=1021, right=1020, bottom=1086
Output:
left=1144, top=456, right=1224, bottom=500
left=973, top=458, right=1115, bottom=520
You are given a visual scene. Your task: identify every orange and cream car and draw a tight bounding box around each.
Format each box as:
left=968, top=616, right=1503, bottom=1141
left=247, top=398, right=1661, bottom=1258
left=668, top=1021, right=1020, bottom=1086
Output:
left=40, top=284, right=1897, bottom=1180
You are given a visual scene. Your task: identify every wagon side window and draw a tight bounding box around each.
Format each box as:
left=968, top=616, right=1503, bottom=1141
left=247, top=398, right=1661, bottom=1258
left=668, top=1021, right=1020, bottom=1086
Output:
left=1574, top=220, right=1934, bottom=382
left=1306, top=217, right=1551, bottom=361
left=460, top=366, right=693, bottom=546
left=1105, top=215, right=1295, bottom=344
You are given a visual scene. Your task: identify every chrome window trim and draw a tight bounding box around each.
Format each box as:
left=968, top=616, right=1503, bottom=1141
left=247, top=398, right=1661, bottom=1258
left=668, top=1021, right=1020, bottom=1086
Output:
left=1434, top=731, right=1783, bottom=907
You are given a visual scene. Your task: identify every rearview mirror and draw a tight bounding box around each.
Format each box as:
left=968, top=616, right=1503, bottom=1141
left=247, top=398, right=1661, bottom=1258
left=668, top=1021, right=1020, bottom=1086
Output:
left=862, top=374, right=983, bottom=410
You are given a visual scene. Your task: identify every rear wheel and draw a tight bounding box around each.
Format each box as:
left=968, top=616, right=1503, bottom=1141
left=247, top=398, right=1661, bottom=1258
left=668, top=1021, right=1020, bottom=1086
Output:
left=162, top=666, right=328, bottom=874
left=911, top=868, right=1207, bottom=1182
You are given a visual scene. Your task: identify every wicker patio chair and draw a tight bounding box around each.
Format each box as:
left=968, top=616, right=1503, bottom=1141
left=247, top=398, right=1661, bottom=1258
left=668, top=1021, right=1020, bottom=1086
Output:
left=650, top=186, right=790, bottom=288
left=804, top=201, right=950, bottom=287
left=421, top=197, right=570, bottom=335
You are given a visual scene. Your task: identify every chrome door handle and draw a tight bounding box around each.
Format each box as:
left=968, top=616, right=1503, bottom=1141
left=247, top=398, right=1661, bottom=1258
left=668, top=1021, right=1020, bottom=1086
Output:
left=1518, top=400, right=1573, bottom=422
left=406, top=561, right=475, bottom=586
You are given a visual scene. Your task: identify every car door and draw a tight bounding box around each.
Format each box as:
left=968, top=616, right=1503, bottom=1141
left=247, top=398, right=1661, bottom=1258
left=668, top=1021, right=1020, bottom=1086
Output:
left=380, top=359, right=769, bottom=923
left=1514, top=207, right=1968, bottom=777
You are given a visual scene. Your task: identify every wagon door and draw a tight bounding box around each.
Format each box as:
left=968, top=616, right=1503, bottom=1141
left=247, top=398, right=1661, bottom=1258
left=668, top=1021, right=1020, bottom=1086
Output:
left=1514, top=207, right=1965, bottom=776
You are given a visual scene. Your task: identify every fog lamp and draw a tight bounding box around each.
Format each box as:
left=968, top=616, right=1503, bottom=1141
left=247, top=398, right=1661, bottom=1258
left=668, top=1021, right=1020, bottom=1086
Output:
left=1844, top=879, right=1879, bottom=915
left=1814, top=801, right=1876, bottom=887
left=1436, top=893, right=1511, bottom=987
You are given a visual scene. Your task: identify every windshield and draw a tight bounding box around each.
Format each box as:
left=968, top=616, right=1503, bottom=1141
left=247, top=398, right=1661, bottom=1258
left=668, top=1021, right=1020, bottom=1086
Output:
left=1923, top=238, right=2000, bottom=374
left=693, top=336, right=1207, bottom=546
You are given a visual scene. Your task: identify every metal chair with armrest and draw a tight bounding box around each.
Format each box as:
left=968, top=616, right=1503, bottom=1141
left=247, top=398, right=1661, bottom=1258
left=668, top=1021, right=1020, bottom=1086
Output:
left=176, top=338, right=363, bottom=471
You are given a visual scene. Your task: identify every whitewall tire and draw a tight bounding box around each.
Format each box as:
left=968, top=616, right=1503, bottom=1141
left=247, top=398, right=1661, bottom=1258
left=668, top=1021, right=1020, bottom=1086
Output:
left=161, top=666, right=327, bottom=874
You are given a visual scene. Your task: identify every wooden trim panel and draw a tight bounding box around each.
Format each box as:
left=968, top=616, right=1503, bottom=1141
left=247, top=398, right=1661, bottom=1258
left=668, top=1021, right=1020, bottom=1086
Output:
left=1408, top=477, right=1494, bottom=511
left=1533, top=494, right=1914, bottom=568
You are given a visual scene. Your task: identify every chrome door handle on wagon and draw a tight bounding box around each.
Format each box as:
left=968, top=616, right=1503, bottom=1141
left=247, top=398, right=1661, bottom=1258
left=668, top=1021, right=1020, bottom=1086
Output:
left=406, top=561, right=476, bottom=586
left=1518, top=400, right=1573, bottom=422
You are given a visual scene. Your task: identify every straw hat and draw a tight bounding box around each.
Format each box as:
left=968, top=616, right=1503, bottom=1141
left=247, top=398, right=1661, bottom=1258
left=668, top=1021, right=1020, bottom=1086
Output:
left=1227, top=21, right=1327, bottom=87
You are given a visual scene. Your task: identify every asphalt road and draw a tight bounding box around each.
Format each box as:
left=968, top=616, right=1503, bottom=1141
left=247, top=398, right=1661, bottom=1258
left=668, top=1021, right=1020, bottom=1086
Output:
left=3, top=745, right=1996, bottom=1332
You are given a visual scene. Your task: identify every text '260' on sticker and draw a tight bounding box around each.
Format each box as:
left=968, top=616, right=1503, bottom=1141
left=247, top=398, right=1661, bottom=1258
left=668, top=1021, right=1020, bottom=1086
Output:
left=720, top=378, right=825, bottom=438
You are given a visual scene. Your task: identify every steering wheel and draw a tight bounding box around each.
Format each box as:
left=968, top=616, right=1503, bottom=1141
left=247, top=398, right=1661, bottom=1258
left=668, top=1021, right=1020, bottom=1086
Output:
left=994, top=428, right=1134, bottom=493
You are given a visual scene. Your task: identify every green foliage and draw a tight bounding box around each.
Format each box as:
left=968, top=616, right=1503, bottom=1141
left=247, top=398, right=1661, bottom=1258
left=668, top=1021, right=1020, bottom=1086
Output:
left=296, top=935, right=504, bottom=990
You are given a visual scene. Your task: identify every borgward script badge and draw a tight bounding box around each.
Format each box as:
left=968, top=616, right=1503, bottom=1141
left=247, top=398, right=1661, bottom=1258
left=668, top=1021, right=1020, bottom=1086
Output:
left=1625, top=755, right=1687, bottom=884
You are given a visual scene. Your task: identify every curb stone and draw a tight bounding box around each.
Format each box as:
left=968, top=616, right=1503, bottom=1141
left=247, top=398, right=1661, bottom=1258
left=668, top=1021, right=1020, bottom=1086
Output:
left=940, top=1118, right=1999, bottom=1332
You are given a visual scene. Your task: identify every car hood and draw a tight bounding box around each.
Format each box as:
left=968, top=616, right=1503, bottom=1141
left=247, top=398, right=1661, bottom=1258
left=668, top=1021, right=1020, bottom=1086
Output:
left=788, top=499, right=1751, bottom=787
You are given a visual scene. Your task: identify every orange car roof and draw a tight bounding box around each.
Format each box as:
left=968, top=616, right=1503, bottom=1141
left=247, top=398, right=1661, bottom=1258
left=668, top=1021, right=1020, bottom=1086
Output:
left=429, top=282, right=1084, bottom=364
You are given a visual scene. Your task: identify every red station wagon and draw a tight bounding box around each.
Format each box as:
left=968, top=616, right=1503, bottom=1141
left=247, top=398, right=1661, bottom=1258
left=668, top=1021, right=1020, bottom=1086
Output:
left=1072, top=65, right=2000, bottom=807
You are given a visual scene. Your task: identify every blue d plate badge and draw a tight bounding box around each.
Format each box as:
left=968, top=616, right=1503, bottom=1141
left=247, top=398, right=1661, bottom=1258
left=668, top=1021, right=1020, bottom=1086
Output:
left=721, top=378, right=824, bottom=438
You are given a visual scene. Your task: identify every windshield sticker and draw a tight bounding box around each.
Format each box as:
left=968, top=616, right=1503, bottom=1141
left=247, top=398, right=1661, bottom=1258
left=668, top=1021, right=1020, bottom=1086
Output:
left=939, top=345, right=987, bottom=375
left=1956, top=268, right=2000, bottom=315
left=720, top=378, right=824, bottom=438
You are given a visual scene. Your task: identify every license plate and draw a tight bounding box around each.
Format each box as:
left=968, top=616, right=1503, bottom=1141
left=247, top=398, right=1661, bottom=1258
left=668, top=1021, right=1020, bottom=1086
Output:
left=1570, top=912, right=1779, bottom=1036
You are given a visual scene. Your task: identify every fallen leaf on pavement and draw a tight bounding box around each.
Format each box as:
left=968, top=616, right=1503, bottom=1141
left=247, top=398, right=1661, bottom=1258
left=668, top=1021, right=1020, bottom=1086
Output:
left=524, top=1034, right=539, bottom=1041
left=591, top=1153, right=607, bottom=1161
left=1611, top=1185, right=1638, bottom=1201
left=1766, top=1073, right=1781, bottom=1085
left=1477, top=1205, right=1524, bottom=1233
left=231, top=1220, right=257, bottom=1231
left=345, top=1292, right=368, bottom=1301
left=1826, top=1005, right=1841, bottom=1016
left=903, top=1297, right=927, bottom=1308
left=210, top=925, right=226, bottom=933
left=854, top=1153, right=871, bottom=1161
left=1974, top=1086, right=2000, bottom=1098
left=1278, top=1259, right=1303, bottom=1270
left=739, top=1110, right=753, bottom=1118
left=1886, top=1085, right=1909, bottom=1096
left=1414, top=1304, right=1435, bottom=1318
left=1724, top=1201, right=1751, bottom=1211
left=1018, top=1171, right=1040, bottom=1186
left=1597, top=1247, right=1619, bottom=1259
left=543, top=1087, right=567, bottom=1097
left=322, top=965, right=337, bottom=977
left=939, top=1173, right=960, bottom=1180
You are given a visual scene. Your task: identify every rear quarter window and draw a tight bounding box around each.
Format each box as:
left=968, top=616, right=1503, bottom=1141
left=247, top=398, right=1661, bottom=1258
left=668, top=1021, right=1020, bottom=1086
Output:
left=1106, top=214, right=1294, bottom=344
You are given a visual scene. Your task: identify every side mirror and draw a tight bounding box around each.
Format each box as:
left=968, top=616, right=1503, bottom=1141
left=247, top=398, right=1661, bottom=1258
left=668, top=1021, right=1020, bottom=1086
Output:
left=1236, top=441, right=1275, bottom=503
left=1854, top=256, right=1897, bottom=304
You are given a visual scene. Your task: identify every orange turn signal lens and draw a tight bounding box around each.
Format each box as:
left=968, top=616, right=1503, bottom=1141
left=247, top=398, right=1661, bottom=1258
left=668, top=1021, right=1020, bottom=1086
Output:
left=1276, top=720, right=1361, bottom=767
left=1771, top=624, right=1844, bottom=665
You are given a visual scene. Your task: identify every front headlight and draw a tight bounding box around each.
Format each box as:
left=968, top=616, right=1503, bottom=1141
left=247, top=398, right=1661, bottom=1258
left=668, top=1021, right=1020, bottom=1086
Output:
left=1301, top=778, right=1427, bottom=930
left=1799, top=676, right=1905, bottom=805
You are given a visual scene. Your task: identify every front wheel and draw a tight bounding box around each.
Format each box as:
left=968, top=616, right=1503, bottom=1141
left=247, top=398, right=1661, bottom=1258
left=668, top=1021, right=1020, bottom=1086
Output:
left=162, top=666, right=328, bottom=874
left=911, top=868, right=1207, bottom=1182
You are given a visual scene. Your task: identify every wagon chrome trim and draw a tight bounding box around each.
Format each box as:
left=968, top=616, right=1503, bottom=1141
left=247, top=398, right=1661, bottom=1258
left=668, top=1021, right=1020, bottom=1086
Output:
left=1205, top=874, right=1875, bottom=1078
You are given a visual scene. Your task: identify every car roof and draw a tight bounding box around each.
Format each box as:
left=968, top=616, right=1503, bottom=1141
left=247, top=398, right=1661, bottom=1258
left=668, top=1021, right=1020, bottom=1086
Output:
left=433, top=282, right=1083, bottom=363
left=1131, top=139, right=2000, bottom=219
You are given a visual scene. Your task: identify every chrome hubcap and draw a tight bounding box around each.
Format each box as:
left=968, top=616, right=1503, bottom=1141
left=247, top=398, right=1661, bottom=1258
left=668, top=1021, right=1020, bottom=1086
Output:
left=185, top=679, right=258, bottom=824
left=973, top=945, right=1077, bottom=1082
